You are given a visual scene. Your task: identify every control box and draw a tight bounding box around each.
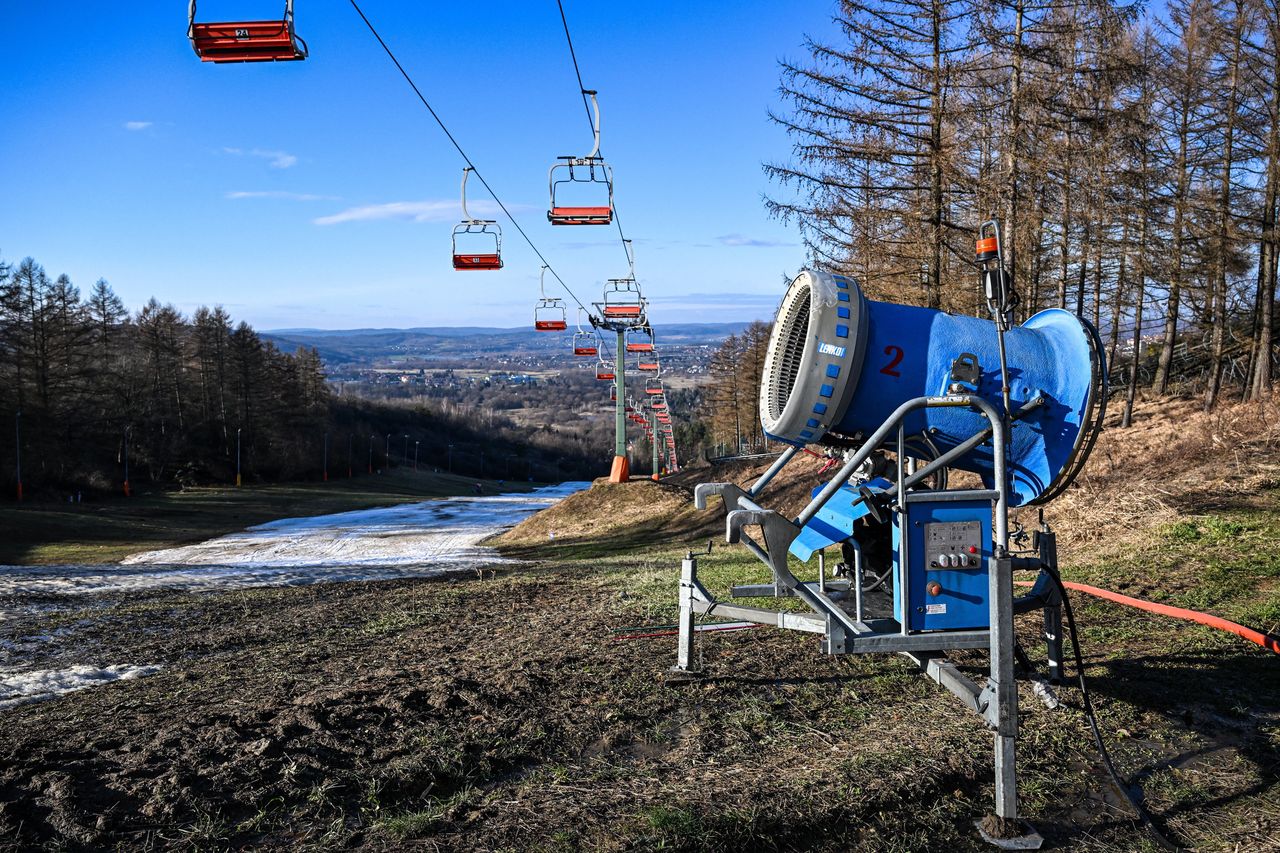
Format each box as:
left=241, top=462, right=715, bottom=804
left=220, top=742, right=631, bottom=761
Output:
left=892, top=495, right=992, bottom=632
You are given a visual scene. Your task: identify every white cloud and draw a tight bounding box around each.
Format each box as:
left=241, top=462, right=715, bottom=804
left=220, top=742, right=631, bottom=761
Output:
left=717, top=233, right=796, bottom=248
left=223, top=147, right=298, bottom=169
left=313, top=199, right=516, bottom=226
left=124, top=121, right=153, bottom=131
left=226, top=190, right=338, bottom=202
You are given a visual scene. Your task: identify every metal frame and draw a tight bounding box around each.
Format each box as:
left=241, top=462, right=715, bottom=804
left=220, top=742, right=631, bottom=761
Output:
left=452, top=167, right=502, bottom=270
left=548, top=91, right=614, bottom=225
left=533, top=265, right=567, bottom=331
left=188, top=0, right=308, bottom=62
left=672, top=394, right=1060, bottom=846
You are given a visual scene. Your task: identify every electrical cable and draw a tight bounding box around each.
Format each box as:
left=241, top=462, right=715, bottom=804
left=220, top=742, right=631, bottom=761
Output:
left=1043, top=564, right=1182, bottom=852
left=346, top=0, right=591, bottom=315
left=1015, top=579, right=1280, bottom=655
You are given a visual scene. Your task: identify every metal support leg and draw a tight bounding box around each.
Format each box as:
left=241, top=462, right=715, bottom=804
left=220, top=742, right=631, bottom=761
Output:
left=668, top=552, right=703, bottom=682
left=990, top=556, right=1018, bottom=820
left=1039, top=531, right=1064, bottom=683
left=978, top=556, right=1043, bottom=849
left=1043, top=603, right=1063, bottom=684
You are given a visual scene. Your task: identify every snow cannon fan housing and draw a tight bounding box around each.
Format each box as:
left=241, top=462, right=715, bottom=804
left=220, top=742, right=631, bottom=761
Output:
left=759, top=270, right=1105, bottom=506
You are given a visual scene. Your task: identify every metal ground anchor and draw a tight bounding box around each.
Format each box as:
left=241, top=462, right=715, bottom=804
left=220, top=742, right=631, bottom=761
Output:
left=975, top=817, right=1044, bottom=850
left=664, top=552, right=704, bottom=685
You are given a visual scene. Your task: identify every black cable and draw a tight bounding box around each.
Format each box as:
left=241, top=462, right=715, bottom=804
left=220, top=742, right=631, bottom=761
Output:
left=1044, top=564, right=1182, bottom=852
left=554, top=0, right=635, bottom=274
left=347, top=0, right=591, bottom=315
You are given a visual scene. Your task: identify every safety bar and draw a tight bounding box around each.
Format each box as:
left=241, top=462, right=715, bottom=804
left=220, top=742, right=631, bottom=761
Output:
left=793, top=394, right=1013, bottom=551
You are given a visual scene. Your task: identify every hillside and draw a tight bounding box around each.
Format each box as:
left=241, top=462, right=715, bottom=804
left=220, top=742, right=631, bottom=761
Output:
left=1, top=394, right=1276, bottom=851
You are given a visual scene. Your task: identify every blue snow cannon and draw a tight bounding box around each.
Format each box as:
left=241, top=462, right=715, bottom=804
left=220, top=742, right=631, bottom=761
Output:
left=758, top=270, right=1105, bottom=506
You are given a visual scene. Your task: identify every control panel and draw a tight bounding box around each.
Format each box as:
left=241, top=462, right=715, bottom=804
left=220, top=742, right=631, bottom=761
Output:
left=925, top=521, right=983, bottom=570
left=892, top=497, right=992, bottom=632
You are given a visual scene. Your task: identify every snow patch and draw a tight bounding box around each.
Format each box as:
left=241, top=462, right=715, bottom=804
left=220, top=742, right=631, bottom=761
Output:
left=0, top=483, right=588, bottom=600
left=0, top=664, right=162, bottom=709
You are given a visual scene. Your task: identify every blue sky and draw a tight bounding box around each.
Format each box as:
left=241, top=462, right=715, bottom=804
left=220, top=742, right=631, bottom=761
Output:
left=0, top=2, right=839, bottom=330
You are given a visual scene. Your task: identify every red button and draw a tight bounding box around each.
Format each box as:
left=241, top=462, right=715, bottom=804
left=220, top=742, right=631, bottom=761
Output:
left=927, top=581, right=942, bottom=597
left=968, top=546, right=978, bottom=554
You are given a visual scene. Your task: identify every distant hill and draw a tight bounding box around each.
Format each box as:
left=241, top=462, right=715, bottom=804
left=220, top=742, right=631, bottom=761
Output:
left=262, top=323, right=753, bottom=365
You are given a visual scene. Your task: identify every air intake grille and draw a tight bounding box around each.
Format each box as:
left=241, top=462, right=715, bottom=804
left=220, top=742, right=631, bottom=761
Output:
left=766, top=283, right=811, bottom=423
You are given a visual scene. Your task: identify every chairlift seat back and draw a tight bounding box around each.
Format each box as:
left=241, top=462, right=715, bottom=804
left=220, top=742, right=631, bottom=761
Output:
left=453, top=254, right=502, bottom=271
left=190, top=20, right=306, bottom=62
left=548, top=206, right=613, bottom=226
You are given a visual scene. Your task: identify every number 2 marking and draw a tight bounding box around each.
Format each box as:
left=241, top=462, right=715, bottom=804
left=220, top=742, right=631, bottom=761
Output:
left=881, top=345, right=904, bottom=377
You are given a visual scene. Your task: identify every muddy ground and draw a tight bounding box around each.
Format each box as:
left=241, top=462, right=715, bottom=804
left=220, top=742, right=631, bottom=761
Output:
left=1, top=535, right=1277, bottom=851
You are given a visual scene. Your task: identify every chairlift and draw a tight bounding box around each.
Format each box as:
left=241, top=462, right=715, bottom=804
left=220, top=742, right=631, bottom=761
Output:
left=625, top=326, right=655, bottom=353
left=188, top=0, right=308, bottom=62
left=572, top=310, right=598, bottom=356
left=533, top=266, right=568, bottom=331
left=637, top=350, right=660, bottom=372
left=547, top=90, right=614, bottom=226
left=644, top=378, right=664, bottom=395
left=600, top=278, right=645, bottom=322
left=596, top=356, right=616, bottom=382
left=452, top=168, right=502, bottom=270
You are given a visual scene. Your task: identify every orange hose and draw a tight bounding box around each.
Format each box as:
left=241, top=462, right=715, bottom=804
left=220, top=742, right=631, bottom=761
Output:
left=1016, top=579, right=1280, bottom=655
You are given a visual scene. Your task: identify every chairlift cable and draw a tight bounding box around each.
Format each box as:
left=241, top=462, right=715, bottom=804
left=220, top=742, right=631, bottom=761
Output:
left=555, top=0, right=635, bottom=273
left=347, top=0, right=591, bottom=314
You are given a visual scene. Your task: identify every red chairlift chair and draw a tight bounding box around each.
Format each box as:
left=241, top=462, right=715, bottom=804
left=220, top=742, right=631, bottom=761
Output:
left=625, top=326, right=655, bottom=353
left=644, top=378, right=664, bottom=396
left=548, top=91, right=614, bottom=226
left=637, top=351, right=660, bottom=372
left=452, top=168, right=502, bottom=270
left=600, top=278, right=645, bottom=321
left=572, top=310, right=598, bottom=356
left=534, top=300, right=567, bottom=331
left=533, top=266, right=568, bottom=331
left=188, top=0, right=308, bottom=62
left=597, top=358, right=616, bottom=382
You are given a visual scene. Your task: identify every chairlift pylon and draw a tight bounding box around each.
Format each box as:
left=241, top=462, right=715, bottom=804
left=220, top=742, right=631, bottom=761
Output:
left=533, top=265, right=568, bottom=331
left=452, top=167, right=502, bottom=271
left=188, top=0, right=308, bottom=62
left=547, top=90, right=614, bottom=226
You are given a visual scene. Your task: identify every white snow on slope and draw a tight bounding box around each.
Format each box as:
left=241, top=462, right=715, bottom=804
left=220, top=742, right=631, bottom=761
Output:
left=0, top=483, right=586, bottom=707
left=0, top=664, right=163, bottom=709
left=0, top=483, right=588, bottom=600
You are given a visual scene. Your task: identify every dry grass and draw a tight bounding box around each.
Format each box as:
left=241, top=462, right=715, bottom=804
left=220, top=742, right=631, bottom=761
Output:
left=1041, top=394, right=1280, bottom=561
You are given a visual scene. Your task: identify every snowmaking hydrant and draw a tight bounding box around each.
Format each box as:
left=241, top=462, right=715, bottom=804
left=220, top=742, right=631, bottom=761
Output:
left=671, top=221, right=1106, bottom=849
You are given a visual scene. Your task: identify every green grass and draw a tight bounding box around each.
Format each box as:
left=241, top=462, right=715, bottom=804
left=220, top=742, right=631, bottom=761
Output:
left=0, top=468, right=539, bottom=565
left=1065, top=498, right=1280, bottom=634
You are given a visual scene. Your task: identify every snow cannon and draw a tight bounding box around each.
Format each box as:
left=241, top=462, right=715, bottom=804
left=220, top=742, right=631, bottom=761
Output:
left=670, top=225, right=1106, bottom=846
left=758, top=270, right=1105, bottom=506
